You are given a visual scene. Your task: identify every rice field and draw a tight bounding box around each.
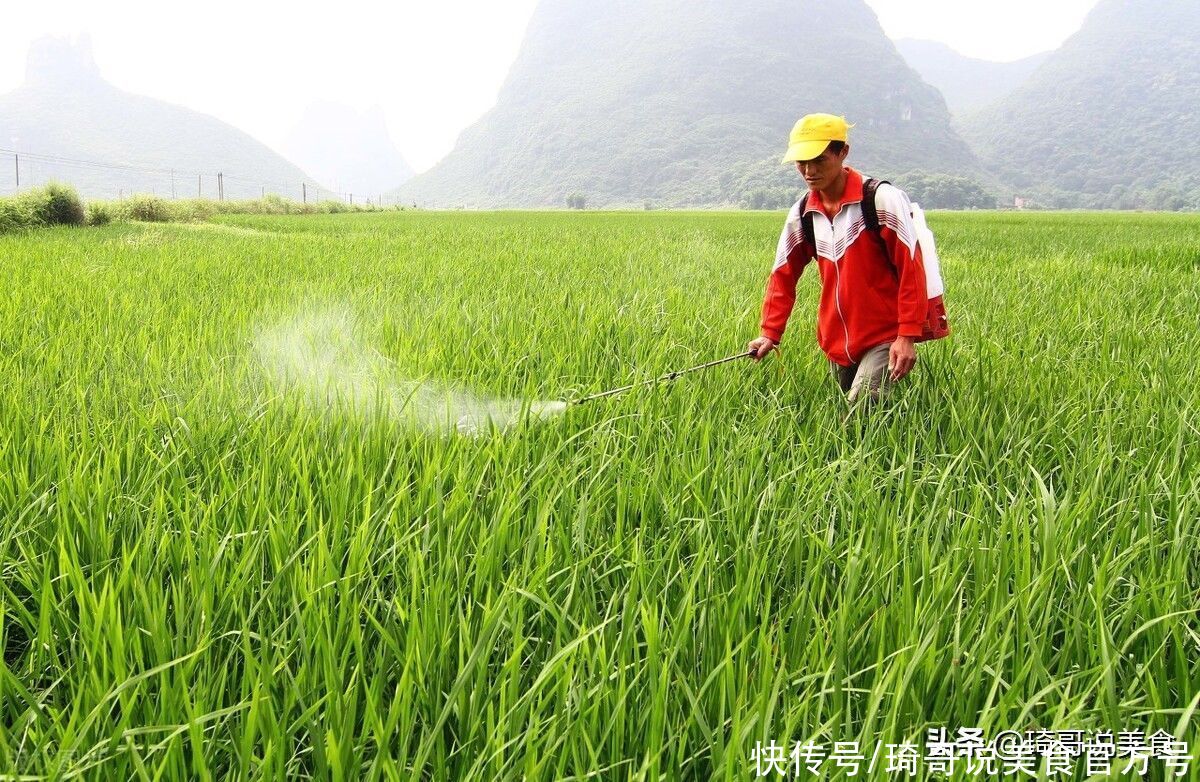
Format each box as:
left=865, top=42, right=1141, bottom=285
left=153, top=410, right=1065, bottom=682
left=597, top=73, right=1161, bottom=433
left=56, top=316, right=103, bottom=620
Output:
left=1, top=210, right=1198, bottom=780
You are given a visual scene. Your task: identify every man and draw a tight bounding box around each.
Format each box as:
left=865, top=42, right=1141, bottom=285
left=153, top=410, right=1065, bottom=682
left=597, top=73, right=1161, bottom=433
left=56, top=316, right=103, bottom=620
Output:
left=747, top=113, right=930, bottom=405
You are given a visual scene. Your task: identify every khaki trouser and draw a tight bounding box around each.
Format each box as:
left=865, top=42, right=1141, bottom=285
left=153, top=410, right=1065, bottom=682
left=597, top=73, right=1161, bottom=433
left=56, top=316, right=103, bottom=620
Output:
left=830, top=342, right=893, bottom=405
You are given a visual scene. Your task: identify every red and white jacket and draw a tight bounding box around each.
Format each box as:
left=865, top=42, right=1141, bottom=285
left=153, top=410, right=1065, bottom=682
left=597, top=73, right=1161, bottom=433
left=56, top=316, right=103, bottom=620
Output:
left=760, top=167, right=929, bottom=367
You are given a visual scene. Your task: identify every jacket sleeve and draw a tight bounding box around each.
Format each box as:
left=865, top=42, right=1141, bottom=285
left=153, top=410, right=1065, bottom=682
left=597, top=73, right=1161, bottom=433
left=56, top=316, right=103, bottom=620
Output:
left=760, top=206, right=812, bottom=343
left=875, top=185, right=929, bottom=339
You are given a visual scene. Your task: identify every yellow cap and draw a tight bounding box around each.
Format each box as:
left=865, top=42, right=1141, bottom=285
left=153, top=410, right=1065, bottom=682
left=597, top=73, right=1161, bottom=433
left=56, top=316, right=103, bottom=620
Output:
left=782, top=113, right=853, bottom=163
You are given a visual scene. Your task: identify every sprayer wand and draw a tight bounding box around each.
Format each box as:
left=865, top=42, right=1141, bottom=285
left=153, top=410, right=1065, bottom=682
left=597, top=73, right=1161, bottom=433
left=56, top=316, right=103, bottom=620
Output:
left=570, top=349, right=757, bottom=406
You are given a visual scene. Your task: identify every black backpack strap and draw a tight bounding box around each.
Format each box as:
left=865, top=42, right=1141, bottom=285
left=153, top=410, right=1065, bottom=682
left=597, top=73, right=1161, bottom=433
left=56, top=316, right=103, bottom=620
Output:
left=862, top=177, right=892, bottom=258
left=861, top=178, right=889, bottom=233
left=801, top=209, right=815, bottom=259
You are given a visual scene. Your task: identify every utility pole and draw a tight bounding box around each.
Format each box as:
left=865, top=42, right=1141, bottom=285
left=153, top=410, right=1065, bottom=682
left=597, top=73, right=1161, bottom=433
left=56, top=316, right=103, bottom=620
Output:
left=261, top=186, right=264, bottom=199
left=218, top=172, right=224, bottom=201
left=13, top=153, right=18, bottom=190
left=349, top=193, right=353, bottom=206
left=198, top=174, right=202, bottom=197
left=302, top=182, right=306, bottom=204
left=171, top=169, right=176, bottom=199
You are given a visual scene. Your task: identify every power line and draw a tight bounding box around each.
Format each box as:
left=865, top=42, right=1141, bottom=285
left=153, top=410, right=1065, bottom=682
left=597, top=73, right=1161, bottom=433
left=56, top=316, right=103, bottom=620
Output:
left=0, top=147, right=203, bottom=178
left=0, top=146, right=357, bottom=201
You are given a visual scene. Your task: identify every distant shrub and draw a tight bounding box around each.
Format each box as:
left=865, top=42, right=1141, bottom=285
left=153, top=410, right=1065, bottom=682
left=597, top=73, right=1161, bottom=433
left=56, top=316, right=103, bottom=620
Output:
left=172, top=199, right=219, bottom=221
left=894, top=171, right=997, bottom=210
left=261, top=194, right=293, bottom=214
left=85, top=200, right=113, bottom=226
left=0, top=184, right=86, bottom=232
left=118, top=194, right=174, bottom=223
left=109, top=195, right=351, bottom=221
left=37, top=182, right=87, bottom=226
left=742, top=187, right=795, bottom=210
left=0, top=197, right=38, bottom=233
left=5, top=191, right=377, bottom=233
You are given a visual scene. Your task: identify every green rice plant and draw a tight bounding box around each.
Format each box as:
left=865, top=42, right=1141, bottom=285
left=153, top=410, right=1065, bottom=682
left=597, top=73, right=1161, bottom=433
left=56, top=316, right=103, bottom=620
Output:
left=0, top=210, right=1196, bottom=780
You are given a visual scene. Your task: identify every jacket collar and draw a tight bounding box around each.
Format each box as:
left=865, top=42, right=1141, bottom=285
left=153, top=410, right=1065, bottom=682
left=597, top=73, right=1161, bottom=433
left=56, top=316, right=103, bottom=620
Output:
left=803, top=167, right=864, bottom=216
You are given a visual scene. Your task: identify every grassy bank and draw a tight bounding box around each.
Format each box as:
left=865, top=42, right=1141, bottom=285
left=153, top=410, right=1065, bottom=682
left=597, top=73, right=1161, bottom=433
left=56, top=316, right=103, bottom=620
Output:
left=0, top=183, right=398, bottom=234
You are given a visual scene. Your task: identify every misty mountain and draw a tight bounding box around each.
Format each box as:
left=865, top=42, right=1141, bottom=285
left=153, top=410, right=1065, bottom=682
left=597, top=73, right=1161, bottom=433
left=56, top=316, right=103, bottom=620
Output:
left=960, top=0, right=1200, bottom=209
left=0, top=36, right=324, bottom=201
left=395, top=0, right=979, bottom=209
left=282, top=102, right=413, bottom=199
left=895, top=39, right=1050, bottom=117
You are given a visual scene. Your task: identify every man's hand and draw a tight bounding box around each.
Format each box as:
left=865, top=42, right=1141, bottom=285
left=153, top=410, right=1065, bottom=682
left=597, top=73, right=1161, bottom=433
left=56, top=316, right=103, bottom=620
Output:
left=888, top=336, right=917, bottom=382
left=748, top=336, right=777, bottom=362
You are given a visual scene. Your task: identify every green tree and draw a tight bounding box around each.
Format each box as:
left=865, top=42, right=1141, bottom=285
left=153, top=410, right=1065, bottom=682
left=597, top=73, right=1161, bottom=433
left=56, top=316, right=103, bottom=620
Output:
left=895, top=171, right=996, bottom=209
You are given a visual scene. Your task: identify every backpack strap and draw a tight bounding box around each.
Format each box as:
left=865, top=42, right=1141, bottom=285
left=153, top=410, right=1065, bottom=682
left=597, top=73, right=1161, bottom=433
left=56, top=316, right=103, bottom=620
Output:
left=800, top=209, right=816, bottom=260
left=861, top=177, right=891, bottom=256
left=861, top=178, right=889, bottom=233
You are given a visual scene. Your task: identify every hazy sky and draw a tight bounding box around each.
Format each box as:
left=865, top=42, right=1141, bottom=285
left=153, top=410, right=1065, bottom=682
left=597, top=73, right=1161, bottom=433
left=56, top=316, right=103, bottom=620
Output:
left=1, top=0, right=1097, bottom=173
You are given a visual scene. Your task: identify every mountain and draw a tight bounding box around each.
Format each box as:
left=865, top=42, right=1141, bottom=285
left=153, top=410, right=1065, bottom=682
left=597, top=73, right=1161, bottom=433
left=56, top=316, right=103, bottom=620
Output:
left=960, top=0, right=1200, bottom=209
left=895, top=39, right=1050, bottom=117
left=0, top=35, right=324, bottom=201
left=395, top=0, right=979, bottom=209
left=282, top=102, right=413, bottom=199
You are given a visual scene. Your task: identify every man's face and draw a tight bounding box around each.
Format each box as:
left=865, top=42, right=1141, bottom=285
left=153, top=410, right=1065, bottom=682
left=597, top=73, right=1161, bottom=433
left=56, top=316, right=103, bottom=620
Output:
left=795, top=144, right=849, bottom=191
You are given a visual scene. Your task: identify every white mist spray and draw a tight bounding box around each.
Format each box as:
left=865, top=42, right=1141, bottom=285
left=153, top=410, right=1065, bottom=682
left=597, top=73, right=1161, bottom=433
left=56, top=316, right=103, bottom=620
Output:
left=253, top=307, right=567, bottom=435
